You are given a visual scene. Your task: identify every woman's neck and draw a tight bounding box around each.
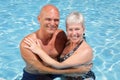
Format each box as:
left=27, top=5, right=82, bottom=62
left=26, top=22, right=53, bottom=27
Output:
left=70, top=39, right=83, bottom=47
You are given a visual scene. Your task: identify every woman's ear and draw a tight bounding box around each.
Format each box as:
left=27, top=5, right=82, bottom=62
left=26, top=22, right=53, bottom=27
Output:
left=83, top=24, right=85, bottom=30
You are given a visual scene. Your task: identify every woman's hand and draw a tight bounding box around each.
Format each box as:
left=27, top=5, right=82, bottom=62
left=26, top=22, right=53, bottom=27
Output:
left=24, top=37, right=42, bottom=54
left=77, top=63, right=93, bottom=74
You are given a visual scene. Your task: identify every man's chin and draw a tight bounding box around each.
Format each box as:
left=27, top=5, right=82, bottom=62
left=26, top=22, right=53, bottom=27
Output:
left=47, top=30, right=56, bottom=34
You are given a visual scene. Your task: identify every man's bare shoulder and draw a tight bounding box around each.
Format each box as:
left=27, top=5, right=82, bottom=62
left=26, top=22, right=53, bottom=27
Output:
left=20, top=32, right=36, bottom=46
left=20, top=32, right=37, bottom=56
left=54, top=29, right=67, bottom=54
left=52, top=29, right=67, bottom=44
left=54, top=29, right=65, bottom=35
left=54, top=29, right=67, bottom=38
left=19, top=32, right=39, bottom=60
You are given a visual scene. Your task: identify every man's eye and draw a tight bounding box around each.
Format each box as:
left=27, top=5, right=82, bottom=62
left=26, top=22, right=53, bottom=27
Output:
left=69, top=29, right=72, bottom=31
left=46, top=18, right=51, bottom=21
left=54, top=19, right=59, bottom=22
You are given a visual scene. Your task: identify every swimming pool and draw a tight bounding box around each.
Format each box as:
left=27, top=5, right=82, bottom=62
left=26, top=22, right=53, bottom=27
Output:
left=0, top=0, right=120, bottom=80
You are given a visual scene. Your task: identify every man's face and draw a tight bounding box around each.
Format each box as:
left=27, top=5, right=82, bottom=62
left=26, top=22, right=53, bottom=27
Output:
left=39, top=9, right=60, bottom=34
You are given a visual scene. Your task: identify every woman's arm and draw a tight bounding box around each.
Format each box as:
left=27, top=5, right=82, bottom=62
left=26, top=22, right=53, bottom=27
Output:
left=24, top=38, right=93, bottom=69
left=21, top=37, right=91, bottom=74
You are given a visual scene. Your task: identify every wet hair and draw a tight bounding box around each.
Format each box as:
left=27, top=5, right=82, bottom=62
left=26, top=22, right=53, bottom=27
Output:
left=66, top=11, right=84, bottom=25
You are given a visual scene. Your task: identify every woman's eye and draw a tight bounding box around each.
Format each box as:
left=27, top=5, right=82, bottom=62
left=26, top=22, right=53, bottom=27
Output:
left=75, top=28, right=80, bottom=30
left=69, top=29, right=72, bottom=31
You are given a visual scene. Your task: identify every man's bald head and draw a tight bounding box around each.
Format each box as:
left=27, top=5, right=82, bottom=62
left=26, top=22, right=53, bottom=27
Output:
left=39, top=4, right=59, bottom=17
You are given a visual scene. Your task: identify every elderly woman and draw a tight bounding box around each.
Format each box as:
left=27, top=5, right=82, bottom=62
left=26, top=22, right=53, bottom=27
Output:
left=24, top=11, right=95, bottom=80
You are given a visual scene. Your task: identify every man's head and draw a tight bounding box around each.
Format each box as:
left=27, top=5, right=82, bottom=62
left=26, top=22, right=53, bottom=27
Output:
left=38, top=4, right=60, bottom=34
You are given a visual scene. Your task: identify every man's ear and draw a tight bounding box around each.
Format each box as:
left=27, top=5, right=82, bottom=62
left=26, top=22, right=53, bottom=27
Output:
left=38, top=16, right=41, bottom=23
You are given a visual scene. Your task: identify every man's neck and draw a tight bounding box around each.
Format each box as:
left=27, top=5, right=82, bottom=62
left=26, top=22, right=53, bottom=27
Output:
left=36, top=29, right=53, bottom=45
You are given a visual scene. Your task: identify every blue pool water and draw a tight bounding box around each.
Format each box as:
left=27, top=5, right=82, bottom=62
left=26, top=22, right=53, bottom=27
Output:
left=0, top=0, right=120, bottom=80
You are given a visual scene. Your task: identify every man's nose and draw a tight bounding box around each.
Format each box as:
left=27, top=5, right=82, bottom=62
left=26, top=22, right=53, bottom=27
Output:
left=51, top=20, right=55, bottom=25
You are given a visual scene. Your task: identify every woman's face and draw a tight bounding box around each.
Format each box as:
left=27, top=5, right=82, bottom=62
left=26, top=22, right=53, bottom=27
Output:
left=66, top=23, right=84, bottom=43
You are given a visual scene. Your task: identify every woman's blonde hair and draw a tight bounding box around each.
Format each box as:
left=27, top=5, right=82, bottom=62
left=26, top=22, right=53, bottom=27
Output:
left=66, top=11, right=84, bottom=26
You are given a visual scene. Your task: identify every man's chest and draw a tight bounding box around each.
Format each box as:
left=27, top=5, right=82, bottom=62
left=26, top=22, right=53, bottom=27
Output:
left=42, top=45, right=59, bottom=59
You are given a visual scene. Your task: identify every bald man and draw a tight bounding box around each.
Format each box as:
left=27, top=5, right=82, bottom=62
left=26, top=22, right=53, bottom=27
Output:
left=20, top=4, right=90, bottom=80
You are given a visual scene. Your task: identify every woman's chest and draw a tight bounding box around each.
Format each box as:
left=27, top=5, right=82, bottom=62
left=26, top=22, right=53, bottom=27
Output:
left=60, top=45, right=74, bottom=57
